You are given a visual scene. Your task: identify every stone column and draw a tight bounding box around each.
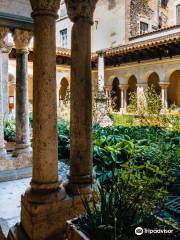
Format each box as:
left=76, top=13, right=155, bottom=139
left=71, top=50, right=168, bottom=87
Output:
left=13, top=29, right=32, bottom=157
left=160, top=83, right=169, bottom=111
left=19, top=1, right=67, bottom=239
left=1, top=41, right=12, bottom=119
left=0, top=27, right=9, bottom=159
left=64, top=0, right=98, bottom=194
left=120, top=84, right=128, bottom=114
left=137, top=83, right=148, bottom=112
left=105, top=84, right=112, bottom=108
left=97, top=50, right=105, bottom=92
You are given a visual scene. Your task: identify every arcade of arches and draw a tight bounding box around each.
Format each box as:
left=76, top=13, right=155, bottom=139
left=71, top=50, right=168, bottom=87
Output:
left=101, top=60, right=180, bottom=113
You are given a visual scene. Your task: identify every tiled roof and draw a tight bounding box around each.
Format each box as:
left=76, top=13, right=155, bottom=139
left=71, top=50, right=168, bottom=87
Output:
left=104, top=32, right=180, bottom=57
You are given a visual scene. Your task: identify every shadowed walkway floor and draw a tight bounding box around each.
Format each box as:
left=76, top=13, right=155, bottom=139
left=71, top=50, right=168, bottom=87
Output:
left=0, top=161, right=69, bottom=238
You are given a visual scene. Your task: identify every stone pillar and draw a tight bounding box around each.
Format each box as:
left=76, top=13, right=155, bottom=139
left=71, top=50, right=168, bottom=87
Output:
left=137, top=83, right=148, bottom=111
left=160, top=83, right=169, bottom=111
left=13, top=29, right=32, bottom=157
left=1, top=42, right=12, bottom=119
left=19, top=1, right=67, bottom=239
left=105, top=85, right=112, bottom=108
left=0, top=27, right=9, bottom=159
left=120, top=84, right=128, bottom=114
left=64, top=0, right=98, bottom=195
left=97, top=51, right=105, bottom=92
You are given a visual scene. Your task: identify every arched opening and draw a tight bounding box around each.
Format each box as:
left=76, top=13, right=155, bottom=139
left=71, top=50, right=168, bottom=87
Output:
left=59, top=77, right=69, bottom=107
left=147, top=72, right=161, bottom=95
left=167, top=70, right=180, bottom=107
left=111, top=77, right=121, bottom=111
left=28, top=75, right=33, bottom=111
left=127, top=75, right=137, bottom=105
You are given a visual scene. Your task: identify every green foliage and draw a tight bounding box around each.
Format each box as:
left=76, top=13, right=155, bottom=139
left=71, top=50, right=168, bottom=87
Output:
left=80, top=161, right=167, bottom=240
left=128, top=86, right=162, bottom=115
left=4, top=119, right=16, bottom=142
left=93, top=125, right=180, bottom=194
left=57, top=119, right=70, bottom=159
left=29, top=112, right=33, bottom=128
left=109, top=113, right=134, bottom=127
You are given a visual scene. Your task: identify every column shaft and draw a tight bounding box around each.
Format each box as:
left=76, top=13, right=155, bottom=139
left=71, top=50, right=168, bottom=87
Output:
left=2, top=50, right=9, bottom=118
left=15, top=50, right=29, bottom=148
left=31, top=13, right=59, bottom=189
left=0, top=51, right=6, bottom=158
left=98, top=52, right=105, bottom=92
left=65, top=19, right=93, bottom=194
left=121, top=89, right=124, bottom=109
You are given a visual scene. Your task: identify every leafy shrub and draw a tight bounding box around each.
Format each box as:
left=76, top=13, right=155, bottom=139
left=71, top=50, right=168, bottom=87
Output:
left=128, top=86, right=162, bottom=115
left=57, top=119, right=70, bottom=159
left=79, top=161, right=167, bottom=240
left=93, top=125, right=180, bottom=194
left=4, top=119, right=16, bottom=142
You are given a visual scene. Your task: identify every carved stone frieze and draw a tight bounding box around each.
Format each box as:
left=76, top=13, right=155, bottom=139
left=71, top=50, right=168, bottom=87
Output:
left=65, top=0, right=98, bottom=23
left=13, top=29, right=33, bottom=51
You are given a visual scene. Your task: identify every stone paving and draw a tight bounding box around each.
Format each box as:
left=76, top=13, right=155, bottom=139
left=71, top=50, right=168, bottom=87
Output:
left=0, top=161, right=69, bottom=237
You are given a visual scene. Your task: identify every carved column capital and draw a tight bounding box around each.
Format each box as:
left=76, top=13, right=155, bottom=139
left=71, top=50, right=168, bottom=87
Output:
left=65, top=0, right=98, bottom=24
left=0, top=27, right=10, bottom=49
left=30, top=0, right=60, bottom=17
left=13, top=29, right=33, bottom=52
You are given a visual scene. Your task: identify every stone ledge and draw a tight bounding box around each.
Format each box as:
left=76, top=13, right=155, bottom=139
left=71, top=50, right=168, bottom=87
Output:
left=0, top=152, right=32, bottom=172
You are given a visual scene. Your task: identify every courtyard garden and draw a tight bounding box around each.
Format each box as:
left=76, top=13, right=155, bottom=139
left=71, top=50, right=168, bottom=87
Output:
left=3, top=105, right=180, bottom=239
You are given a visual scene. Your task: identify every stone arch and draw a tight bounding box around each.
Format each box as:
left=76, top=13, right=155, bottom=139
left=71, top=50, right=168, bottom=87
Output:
left=111, top=77, right=121, bottom=111
left=147, top=72, right=161, bottom=95
left=107, top=75, right=119, bottom=85
left=127, top=75, right=137, bottom=105
left=167, top=70, right=180, bottom=107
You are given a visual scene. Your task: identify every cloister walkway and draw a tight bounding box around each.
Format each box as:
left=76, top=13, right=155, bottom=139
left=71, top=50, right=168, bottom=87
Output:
left=0, top=161, right=69, bottom=238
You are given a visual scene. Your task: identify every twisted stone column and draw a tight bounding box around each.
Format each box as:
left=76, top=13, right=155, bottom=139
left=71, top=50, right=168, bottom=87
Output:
left=120, top=84, right=128, bottom=114
left=13, top=29, right=32, bottom=157
left=64, top=0, right=98, bottom=194
left=0, top=27, right=9, bottom=159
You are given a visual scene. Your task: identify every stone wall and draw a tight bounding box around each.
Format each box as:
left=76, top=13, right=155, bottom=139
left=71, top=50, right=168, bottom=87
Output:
left=129, top=0, right=172, bottom=37
left=0, top=0, right=32, bottom=18
left=130, top=0, right=154, bottom=37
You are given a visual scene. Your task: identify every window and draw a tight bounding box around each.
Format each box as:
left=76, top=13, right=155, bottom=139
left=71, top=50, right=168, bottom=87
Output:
left=140, top=22, right=149, bottom=34
left=60, top=29, right=67, bottom=48
left=60, top=0, right=67, bottom=18
left=177, top=4, right=180, bottom=25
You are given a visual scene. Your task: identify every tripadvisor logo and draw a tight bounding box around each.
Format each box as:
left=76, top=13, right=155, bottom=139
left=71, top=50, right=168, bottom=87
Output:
left=135, top=227, right=143, bottom=235
left=135, top=227, right=174, bottom=235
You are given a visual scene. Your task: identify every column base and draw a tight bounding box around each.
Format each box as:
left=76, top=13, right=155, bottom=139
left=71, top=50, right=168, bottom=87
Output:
left=63, top=179, right=94, bottom=195
left=160, top=108, right=168, bottom=114
left=0, top=148, right=6, bottom=160
left=119, top=108, right=127, bottom=114
left=12, top=144, right=32, bottom=157
left=8, top=186, right=85, bottom=240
